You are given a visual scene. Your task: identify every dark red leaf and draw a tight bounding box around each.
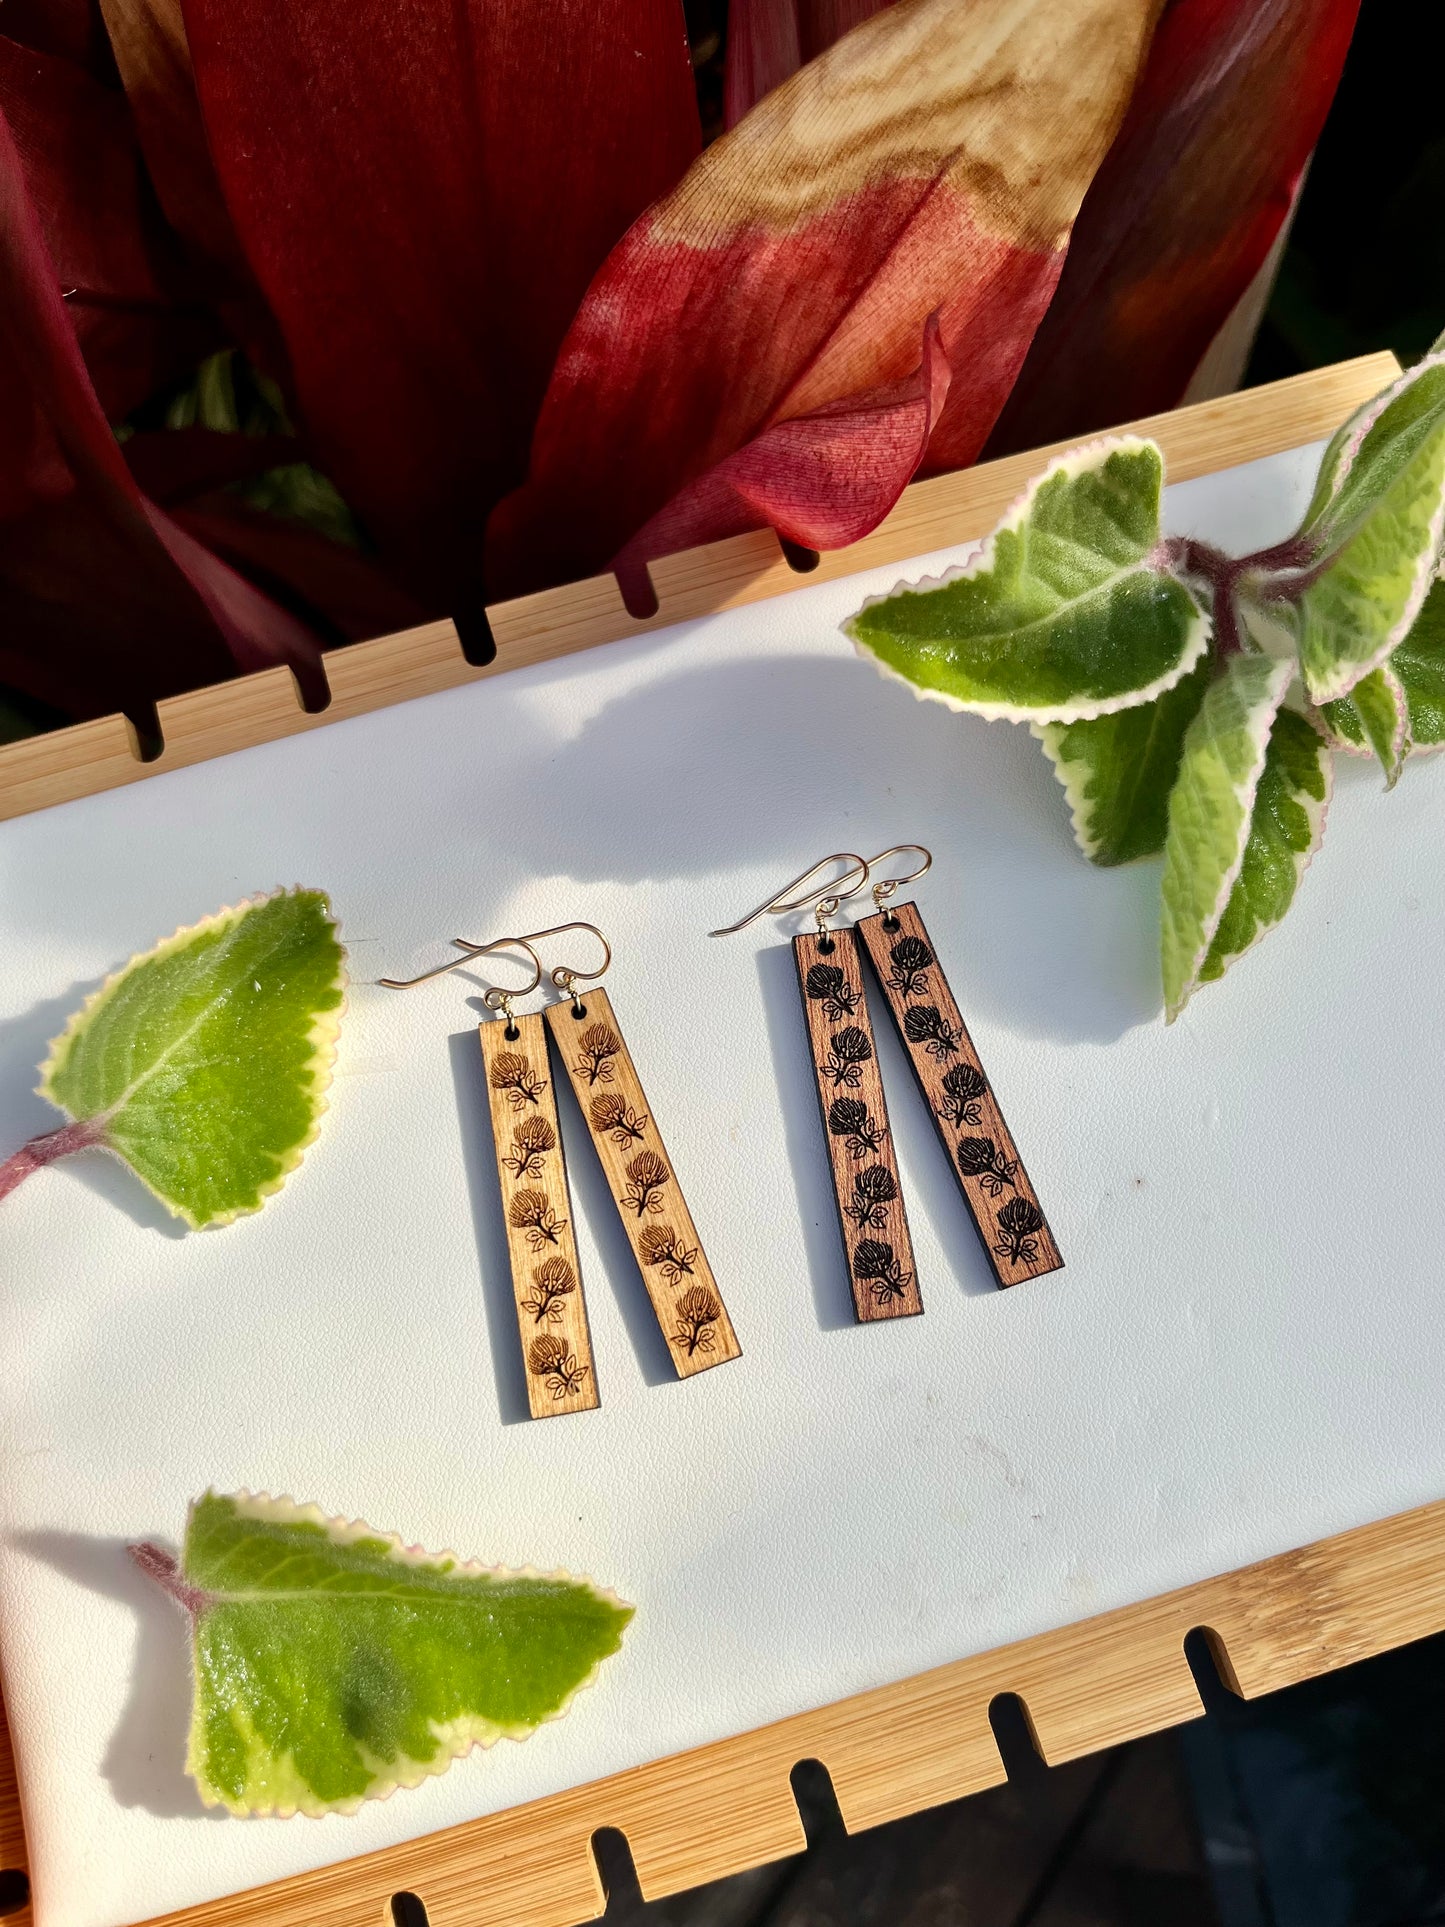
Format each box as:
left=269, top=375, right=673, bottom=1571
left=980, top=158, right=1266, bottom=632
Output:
left=179, top=0, right=702, bottom=612
left=985, top=0, right=1361, bottom=453
left=122, top=428, right=302, bottom=505
left=722, top=0, right=889, bottom=127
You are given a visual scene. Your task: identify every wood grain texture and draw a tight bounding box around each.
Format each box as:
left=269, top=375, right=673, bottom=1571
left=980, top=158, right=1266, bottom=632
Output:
left=477, top=1013, right=599, bottom=1417
left=5, top=1496, right=1443, bottom=1927
left=793, top=930, right=921, bottom=1322
left=544, top=989, right=740, bottom=1378
left=0, top=355, right=1399, bottom=826
left=856, top=903, right=1062, bottom=1290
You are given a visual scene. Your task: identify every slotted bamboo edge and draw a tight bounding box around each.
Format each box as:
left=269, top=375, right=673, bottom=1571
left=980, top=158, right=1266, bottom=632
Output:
left=0, top=353, right=1398, bottom=825
left=5, top=1495, right=1444, bottom=1927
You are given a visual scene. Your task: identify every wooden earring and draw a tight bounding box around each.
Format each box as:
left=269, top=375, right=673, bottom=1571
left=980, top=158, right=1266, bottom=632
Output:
left=854, top=847, right=1063, bottom=1289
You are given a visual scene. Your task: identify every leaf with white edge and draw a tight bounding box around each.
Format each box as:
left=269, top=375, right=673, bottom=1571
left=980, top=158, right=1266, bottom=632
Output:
left=1270, top=352, right=1445, bottom=704
left=1033, top=657, right=1211, bottom=865
left=1159, top=652, right=1294, bottom=1021
left=1388, top=573, right=1445, bottom=750
left=1198, top=708, right=1332, bottom=991
left=130, top=1492, right=632, bottom=1816
left=844, top=438, right=1209, bottom=724
left=16, top=888, right=345, bottom=1228
left=1319, top=664, right=1410, bottom=785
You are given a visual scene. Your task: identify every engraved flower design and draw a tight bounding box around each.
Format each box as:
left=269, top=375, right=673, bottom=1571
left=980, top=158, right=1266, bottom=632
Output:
left=956, top=1136, right=1018, bottom=1198
left=827, top=1095, right=886, bottom=1157
left=992, top=1197, right=1045, bottom=1268
left=573, top=1022, right=621, bottom=1086
left=845, top=1163, right=898, bottom=1230
left=674, top=1285, right=722, bottom=1357
left=619, top=1148, right=670, bottom=1217
left=502, top=1114, right=556, bottom=1178
left=527, top=1333, right=590, bottom=1399
left=938, top=1062, right=987, bottom=1129
left=886, top=934, right=933, bottom=998
left=638, top=1223, right=698, bottom=1284
left=490, top=1049, right=546, bottom=1111
left=805, top=961, right=858, bottom=1021
left=851, top=1238, right=913, bottom=1307
left=509, top=1187, right=567, bottom=1249
left=903, top=1003, right=959, bottom=1061
left=821, top=1024, right=873, bottom=1088
left=523, top=1256, right=577, bottom=1323
left=589, top=1092, right=648, bottom=1145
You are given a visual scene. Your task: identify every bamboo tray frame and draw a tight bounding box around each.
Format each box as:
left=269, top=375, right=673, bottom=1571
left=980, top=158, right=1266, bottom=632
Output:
left=5, top=352, right=1438, bottom=1927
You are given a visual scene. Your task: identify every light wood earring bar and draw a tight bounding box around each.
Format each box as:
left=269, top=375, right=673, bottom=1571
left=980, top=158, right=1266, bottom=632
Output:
left=857, top=902, right=1062, bottom=1289
left=546, top=987, right=741, bottom=1377
left=792, top=927, right=922, bottom=1321
left=477, top=1011, right=600, bottom=1415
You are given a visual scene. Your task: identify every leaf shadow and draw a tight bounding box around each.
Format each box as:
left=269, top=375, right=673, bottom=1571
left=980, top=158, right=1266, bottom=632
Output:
left=0, top=980, right=187, bottom=1239
left=11, top=1530, right=222, bottom=1821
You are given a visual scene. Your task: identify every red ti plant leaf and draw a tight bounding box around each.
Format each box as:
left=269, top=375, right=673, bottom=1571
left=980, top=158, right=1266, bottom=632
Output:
left=0, top=104, right=324, bottom=716
left=986, top=0, right=1361, bottom=454
left=487, top=0, right=1161, bottom=598
left=178, top=0, right=702, bottom=614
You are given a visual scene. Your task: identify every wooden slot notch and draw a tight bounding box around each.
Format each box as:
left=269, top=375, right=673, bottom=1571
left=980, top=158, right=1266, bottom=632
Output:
left=793, top=928, right=921, bottom=1321
left=477, top=1012, right=599, bottom=1416
left=546, top=988, right=740, bottom=1376
left=857, top=902, right=1062, bottom=1289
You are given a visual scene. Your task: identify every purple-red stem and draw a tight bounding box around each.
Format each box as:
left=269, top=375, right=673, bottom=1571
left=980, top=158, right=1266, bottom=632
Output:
left=0, top=1117, right=106, bottom=1204
left=128, top=1542, right=208, bottom=1615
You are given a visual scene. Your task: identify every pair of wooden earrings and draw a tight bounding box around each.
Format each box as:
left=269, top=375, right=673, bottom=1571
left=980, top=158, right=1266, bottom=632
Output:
left=712, top=846, right=1062, bottom=1318
left=381, top=923, right=740, bottom=1417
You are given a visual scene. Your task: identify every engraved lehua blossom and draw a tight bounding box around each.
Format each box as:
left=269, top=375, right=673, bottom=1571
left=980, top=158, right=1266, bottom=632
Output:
left=589, top=1092, right=648, bottom=1145
left=992, top=1197, right=1045, bottom=1268
left=956, top=1136, right=1018, bottom=1198
left=821, top=1024, right=873, bottom=1088
left=572, top=1022, right=621, bottom=1086
left=827, top=1095, right=886, bottom=1157
left=886, top=934, right=933, bottom=997
left=903, top=1003, right=959, bottom=1061
left=805, top=961, right=858, bottom=1021
left=845, top=1163, right=898, bottom=1230
left=523, top=1256, right=577, bottom=1323
left=502, top=1114, right=556, bottom=1178
left=674, top=1285, right=722, bottom=1357
left=638, top=1222, right=698, bottom=1284
left=851, top=1238, right=913, bottom=1307
left=509, top=1187, right=566, bottom=1249
left=619, top=1148, right=669, bottom=1217
left=527, top=1333, right=590, bottom=1399
left=489, top=1049, right=546, bottom=1111
left=938, top=1062, right=987, bottom=1129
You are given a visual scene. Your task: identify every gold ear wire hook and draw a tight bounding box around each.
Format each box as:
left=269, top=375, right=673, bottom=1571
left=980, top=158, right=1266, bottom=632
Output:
left=862, top=844, right=933, bottom=911
left=378, top=935, right=543, bottom=997
left=454, top=920, right=612, bottom=1009
left=708, top=852, right=869, bottom=937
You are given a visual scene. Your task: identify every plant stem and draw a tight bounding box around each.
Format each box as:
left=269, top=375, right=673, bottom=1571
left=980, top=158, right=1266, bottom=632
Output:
left=0, top=1117, right=105, bottom=1205
left=128, top=1542, right=209, bottom=1615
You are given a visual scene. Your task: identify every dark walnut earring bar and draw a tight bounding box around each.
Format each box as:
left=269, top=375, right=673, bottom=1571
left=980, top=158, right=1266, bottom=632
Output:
left=546, top=987, right=741, bottom=1377
left=477, top=1011, right=600, bottom=1416
left=857, top=902, right=1063, bottom=1288
left=793, top=927, right=922, bottom=1322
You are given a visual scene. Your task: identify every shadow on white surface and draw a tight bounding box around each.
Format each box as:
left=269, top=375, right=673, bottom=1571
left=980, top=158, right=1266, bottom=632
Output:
left=15, top=1532, right=221, bottom=1821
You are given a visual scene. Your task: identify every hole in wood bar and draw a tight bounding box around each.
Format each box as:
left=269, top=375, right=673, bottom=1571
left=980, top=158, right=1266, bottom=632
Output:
left=790, top=1756, right=847, bottom=1847
left=1184, top=1624, right=1244, bottom=1707
left=988, top=1691, right=1049, bottom=1786
left=591, top=1826, right=644, bottom=1912
left=126, top=701, right=164, bottom=764
left=779, top=538, right=821, bottom=574
left=389, top=1893, right=429, bottom=1927
left=0, top=1870, right=31, bottom=1916
left=453, top=607, right=497, bottom=668
left=614, top=561, right=660, bottom=621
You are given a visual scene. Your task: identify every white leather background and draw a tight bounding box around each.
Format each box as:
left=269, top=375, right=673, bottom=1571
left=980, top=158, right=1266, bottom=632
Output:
left=2, top=439, right=1443, bottom=1927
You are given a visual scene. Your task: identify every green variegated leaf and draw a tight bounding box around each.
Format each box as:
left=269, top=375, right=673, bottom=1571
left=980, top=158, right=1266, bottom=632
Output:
left=1033, top=657, right=1211, bottom=865
left=1198, top=708, right=1331, bottom=990
left=1160, top=652, right=1295, bottom=1021
left=1275, top=352, right=1445, bottom=704
left=24, top=889, right=345, bottom=1228
left=844, top=438, right=1208, bottom=723
left=131, top=1492, right=632, bottom=1816
left=1319, top=664, right=1410, bottom=784
left=1389, top=573, right=1445, bottom=749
